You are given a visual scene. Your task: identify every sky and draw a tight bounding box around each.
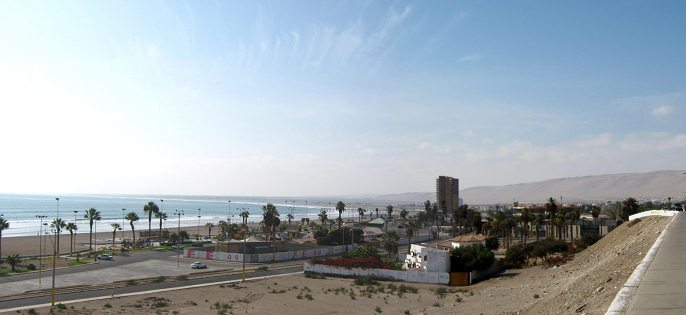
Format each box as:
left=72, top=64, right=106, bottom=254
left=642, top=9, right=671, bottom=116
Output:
left=0, top=1, right=685, bottom=197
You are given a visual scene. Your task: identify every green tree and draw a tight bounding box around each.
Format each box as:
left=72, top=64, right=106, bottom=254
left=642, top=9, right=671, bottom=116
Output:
left=0, top=217, right=8, bottom=261
left=125, top=212, right=139, bottom=247
left=240, top=211, right=250, bottom=225
left=472, top=211, right=483, bottom=235
left=143, top=201, right=160, bottom=246
left=287, top=213, right=294, bottom=224
left=205, top=222, right=215, bottom=237
left=111, top=223, right=120, bottom=250
left=382, top=231, right=399, bottom=259
left=449, top=244, right=495, bottom=272
left=336, top=201, right=346, bottom=228
left=66, top=222, right=77, bottom=254
left=520, top=208, right=530, bottom=246
left=50, top=218, right=66, bottom=255
left=545, top=198, right=558, bottom=238
left=591, top=205, right=601, bottom=224
left=621, top=197, right=640, bottom=221
left=568, top=208, right=580, bottom=240
left=318, top=209, right=328, bottom=230
left=217, top=220, right=230, bottom=240
left=155, top=211, right=167, bottom=241
left=5, top=254, right=20, bottom=272
left=406, top=218, right=419, bottom=253
left=400, top=208, right=409, bottom=221
left=357, top=207, right=366, bottom=223
left=386, top=205, right=394, bottom=219
left=262, top=203, right=280, bottom=240
left=534, top=213, right=544, bottom=242
left=84, top=208, right=101, bottom=254
left=178, top=231, right=189, bottom=244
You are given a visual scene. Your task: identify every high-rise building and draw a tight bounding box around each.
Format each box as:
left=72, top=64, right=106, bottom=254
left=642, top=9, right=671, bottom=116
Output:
left=436, top=176, right=460, bottom=215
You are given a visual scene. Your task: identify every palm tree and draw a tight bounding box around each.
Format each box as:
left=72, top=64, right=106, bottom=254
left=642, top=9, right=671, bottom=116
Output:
left=125, top=212, right=139, bottom=247
left=591, top=205, right=601, bottom=224
left=217, top=220, right=230, bottom=239
left=66, top=222, right=77, bottom=254
left=262, top=203, right=280, bottom=240
left=205, top=222, right=215, bottom=237
left=568, top=208, right=580, bottom=241
left=155, top=211, right=167, bottom=241
left=520, top=208, right=530, bottom=246
left=545, top=198, right=558, bottom=238
left=336, top=201, right=345, bottom=228
left=0, top=217, right=8, bottom=262
left=287, top=213, right=294, bottom=224
left=357, top=208, right=366, bottom=223
left=386, top=205, right=394, bottom=219
left=111, top=223, right=120, bottom=250
left=534, top=212, right=544, bottom=242
left=84, top=208, right=101, bottom=254
left=143, top=202, right=160, bottom=246
left=240, top=211, right=250, bottom=225
left=50, top=218, right=66, bottom=255
left=318, top=209, right=328, bottom=230
left=406, top=218, right=419, bottom=253
left=400, top=208, right=409, bottom=221
left=375, top=208, right=379, bottom=218
left=622, top=197, right=640, bottom=221
left=5, top=254, right=20, bottom=271
left=382, top=231, right=399, bottom=259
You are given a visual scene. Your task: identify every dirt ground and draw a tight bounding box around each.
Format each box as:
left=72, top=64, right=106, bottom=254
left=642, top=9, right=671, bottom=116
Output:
left=20, top=216, right=670, bottom=315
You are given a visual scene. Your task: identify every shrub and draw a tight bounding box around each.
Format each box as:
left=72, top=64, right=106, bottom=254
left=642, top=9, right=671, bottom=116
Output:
left=256, top=266, right=269, bottom=271
left=530, top=239, right=568, bottom=263
left=449, top=244, right=495, bottom=272
left=354, top=276, right=378, bottom=286
left=575, top=233, right=601, bottom=250
left=55, top=303, right=67, bottom=310
left=504, top=244, right=530, bottom=268
left=26, top=264, right=36, bottom=271
left=342, top=245, right=381, bottom=259
left=485, top=236, right=500, bottom=250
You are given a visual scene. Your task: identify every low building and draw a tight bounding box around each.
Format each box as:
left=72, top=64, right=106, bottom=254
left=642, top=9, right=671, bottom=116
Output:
left=405, top=243, right=450, bottom=272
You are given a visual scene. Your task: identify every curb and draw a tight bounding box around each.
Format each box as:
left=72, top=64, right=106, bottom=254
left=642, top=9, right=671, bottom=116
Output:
left=605, top=213, right=678, bottom=314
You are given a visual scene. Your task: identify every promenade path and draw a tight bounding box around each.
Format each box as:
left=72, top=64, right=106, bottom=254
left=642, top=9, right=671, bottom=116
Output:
left=621, top=212, right=686, bottom=314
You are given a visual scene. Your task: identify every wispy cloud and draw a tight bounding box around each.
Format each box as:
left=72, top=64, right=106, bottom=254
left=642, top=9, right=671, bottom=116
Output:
left=652, top=105, right=673, bottom=118
left=459, top=53, right=481, bottom=62
left=576, top=133, right=612, bottom=147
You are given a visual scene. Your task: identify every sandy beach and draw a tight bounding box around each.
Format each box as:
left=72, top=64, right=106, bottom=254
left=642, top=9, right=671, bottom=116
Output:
left=1, top=224, right=226, bottom=257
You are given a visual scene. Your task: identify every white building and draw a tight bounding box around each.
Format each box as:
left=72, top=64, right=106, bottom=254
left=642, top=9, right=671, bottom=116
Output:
left=405, top=243, right=450, bottom=272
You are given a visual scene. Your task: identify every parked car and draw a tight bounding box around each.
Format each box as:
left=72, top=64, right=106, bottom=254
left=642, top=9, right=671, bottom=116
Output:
left=97, top=254, right=113, bottom=261
left=190, top=261, right=207, bottom=269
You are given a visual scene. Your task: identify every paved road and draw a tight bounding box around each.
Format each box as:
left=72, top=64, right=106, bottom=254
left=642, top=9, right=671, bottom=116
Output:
left=0, top=266, right=302, bottom=311
left=622, top=213, right=686, bottom=314
left=0, top=250, right=250, bottom=296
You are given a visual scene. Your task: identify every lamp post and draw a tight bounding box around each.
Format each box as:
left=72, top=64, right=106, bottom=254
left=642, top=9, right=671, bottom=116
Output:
left=197, top=209, right=201, bottom=240
left=36, top=215, right=47, bottom=285
left=228, top=201, right=231, bottom=224
left=305, top=200, right=308, bottom=225
left=242, top=207, right=248, bottom=282
left=55, top=197, right=60, bottom=219
left=174, top=210, right=184, bottom=268
left=50, top=225, right=57, bottom=306
left=121, top=208, right=126, bottom=238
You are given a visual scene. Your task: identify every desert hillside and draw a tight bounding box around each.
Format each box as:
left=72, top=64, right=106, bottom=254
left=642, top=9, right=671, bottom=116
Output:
left=368, top=170, right=686, bottom=205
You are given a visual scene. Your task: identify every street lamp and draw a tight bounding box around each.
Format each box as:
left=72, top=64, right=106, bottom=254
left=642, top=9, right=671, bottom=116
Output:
left=228, top=201, right=231, bottom=224
left=55, top=197, right=60, bottom=220
left=197, top=208, right=201, bottom=240
left=50, top=225, right=57, bottom=306
left=121, top=208, right=126, bottom=237
left=174, top=210, right=184, bottom=267
left=36, top=215, right=48, bottom=285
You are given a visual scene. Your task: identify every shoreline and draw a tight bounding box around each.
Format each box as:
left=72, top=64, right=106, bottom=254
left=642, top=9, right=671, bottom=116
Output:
left=0, top=224, right=262, bottom=257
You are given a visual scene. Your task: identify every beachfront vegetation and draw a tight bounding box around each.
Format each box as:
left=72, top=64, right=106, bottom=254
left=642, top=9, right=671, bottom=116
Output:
left=66, top=222, right=77, bottom=254
left=143, top=201, right=160, bottom=246
left=50, top=218, right=66, bottom=254
left=205, top=222, right=214, bottom=237
left=126, top=212, right=140, bottom=246
left=262, top=203, right=280, bottom=241
left=336, top=201, right=345, bottom=228
left=621, top=197, right=640, bottom=221
left=155, top=211, right=167, bottom=241
left=0, top=216, right=8, bottom=262
left=5, top=254, right=20, bottom=271
left=382, top=231, right=399, bottom=259
left=111, top=223, right=120, bottom=249
left=85, top=208, right=102, bottom=254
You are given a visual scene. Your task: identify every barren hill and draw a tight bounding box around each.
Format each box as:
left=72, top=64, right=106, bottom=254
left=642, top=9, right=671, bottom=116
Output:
left=369, top=170, right=686, bottom=205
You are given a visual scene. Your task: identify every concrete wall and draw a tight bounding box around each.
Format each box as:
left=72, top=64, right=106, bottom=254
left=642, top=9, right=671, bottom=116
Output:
left=304, top=262, right=449, bottom=285
left=184, top=244, right=354, bottom=263
left=629, top=210, right=678, bottom=221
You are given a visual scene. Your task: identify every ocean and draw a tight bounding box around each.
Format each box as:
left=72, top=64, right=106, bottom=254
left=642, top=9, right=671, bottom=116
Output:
left=0, top=194, right=338, bottom=237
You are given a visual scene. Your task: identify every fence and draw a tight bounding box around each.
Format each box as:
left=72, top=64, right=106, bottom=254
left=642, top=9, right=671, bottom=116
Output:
left=303, top=262, right=450, bottom=285
left=184, top=244, right=355, bottom=263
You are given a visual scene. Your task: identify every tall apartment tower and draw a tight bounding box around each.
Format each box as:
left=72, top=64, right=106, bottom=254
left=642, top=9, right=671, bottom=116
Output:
left=436, top=176, right=460, bottom=214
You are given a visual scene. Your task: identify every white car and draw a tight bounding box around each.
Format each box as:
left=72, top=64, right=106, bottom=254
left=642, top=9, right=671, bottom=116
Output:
left=190, top=261, right=207, bottom=269
left=97, top=254, right=113, bottom=261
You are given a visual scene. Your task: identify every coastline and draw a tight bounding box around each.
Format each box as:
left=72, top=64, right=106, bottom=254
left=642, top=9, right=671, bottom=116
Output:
left=0, top=224, right=241, bottom=257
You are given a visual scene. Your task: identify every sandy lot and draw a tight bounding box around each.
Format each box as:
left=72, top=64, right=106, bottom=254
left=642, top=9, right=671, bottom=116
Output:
left=15, top=216, right=671, bottom=315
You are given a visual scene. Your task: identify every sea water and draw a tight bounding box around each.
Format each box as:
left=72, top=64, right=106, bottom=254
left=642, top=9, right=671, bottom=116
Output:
left=0, top=194, right=333, bottom=237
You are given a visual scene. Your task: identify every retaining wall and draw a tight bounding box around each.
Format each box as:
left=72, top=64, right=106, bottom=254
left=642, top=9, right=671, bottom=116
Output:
left=184, top=244, right=355, bottom=263
left=303, top=262, right=450, bottom=285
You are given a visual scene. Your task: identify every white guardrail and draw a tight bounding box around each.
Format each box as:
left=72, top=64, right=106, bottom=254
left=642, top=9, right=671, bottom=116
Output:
left=629, top=210, right=678, bottom=221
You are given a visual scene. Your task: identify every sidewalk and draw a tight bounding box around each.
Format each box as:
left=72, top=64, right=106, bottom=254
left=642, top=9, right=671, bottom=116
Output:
left=624, top=212, right=686, bottom=314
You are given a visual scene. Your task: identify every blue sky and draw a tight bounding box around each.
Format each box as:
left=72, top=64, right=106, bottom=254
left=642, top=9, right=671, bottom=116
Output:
left=0, top=1, right=684, bottom=196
